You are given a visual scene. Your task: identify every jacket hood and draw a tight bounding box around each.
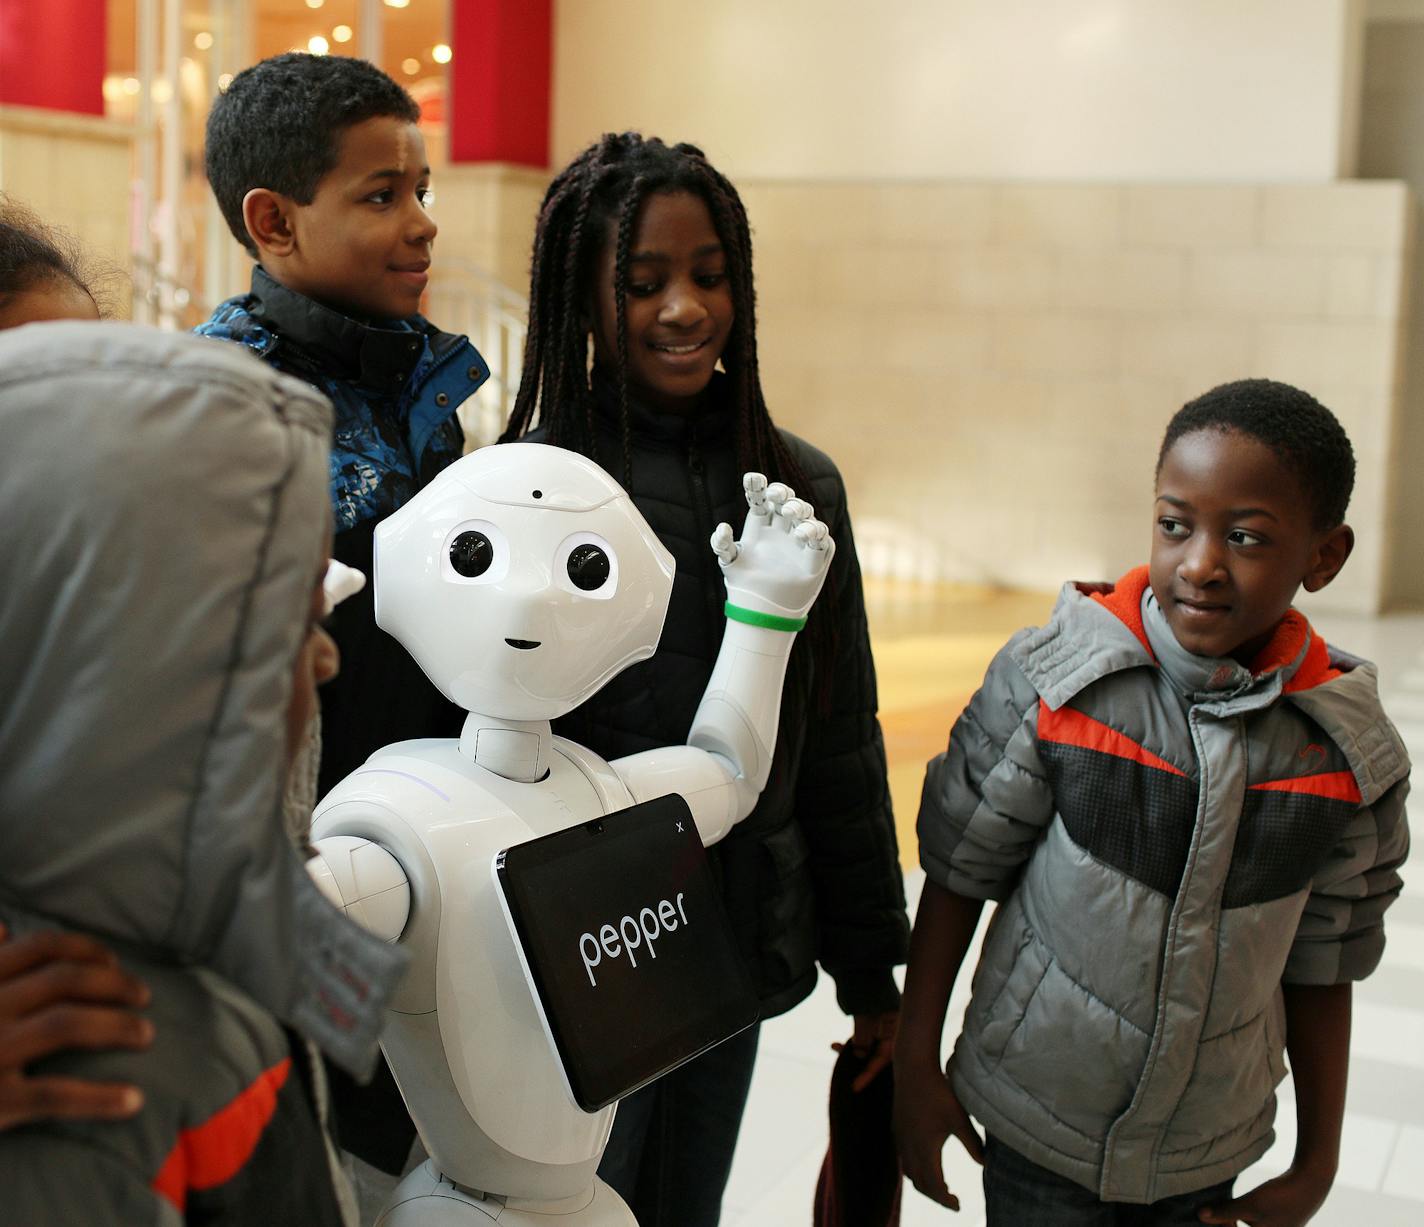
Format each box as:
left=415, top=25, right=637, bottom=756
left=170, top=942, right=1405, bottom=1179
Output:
left=1017, top=566, right=1407, bottom=805
left=0, top=322, right=406, bottom=1074
left=1083, top=566, right=1343, bottom=692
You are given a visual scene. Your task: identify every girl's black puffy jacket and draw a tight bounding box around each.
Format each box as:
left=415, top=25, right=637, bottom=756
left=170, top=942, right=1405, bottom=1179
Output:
left=535, top=372, right=910, bottom=1018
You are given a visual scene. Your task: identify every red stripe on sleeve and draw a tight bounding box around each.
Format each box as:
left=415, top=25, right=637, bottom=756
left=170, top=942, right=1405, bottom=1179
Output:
left=1249, top=771, right=1361, bottom=803
left=1038, top=703, right=1187, bottom=777
left=151, top=1056, right=292, bottom=1212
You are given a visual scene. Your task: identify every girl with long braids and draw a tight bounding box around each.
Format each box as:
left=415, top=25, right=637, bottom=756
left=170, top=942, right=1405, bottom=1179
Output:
left=501, top=133, right=910, bottom=1226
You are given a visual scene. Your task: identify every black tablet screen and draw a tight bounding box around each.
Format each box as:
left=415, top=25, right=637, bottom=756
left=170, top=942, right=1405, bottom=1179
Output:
left=496, top=793, right=760, bottom=1112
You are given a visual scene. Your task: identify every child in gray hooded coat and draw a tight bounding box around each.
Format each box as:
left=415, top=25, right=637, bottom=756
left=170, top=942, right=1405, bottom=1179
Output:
left=0, top=324, right=406, bottom=1224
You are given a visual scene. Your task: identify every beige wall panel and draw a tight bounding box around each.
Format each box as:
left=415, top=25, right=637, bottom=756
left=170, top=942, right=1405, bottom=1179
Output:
left=1260, top=181, right=1411, bottom=249
left=939, top=249, right=1057, bottom=312
left=1324, top=253, right=1406, bottom=317
left=734, top=177, right=1412, bottom=614
left=1124, top=186, right=1262, bottom=247
left=991, top=314, right=1119, bottom=377
left=553, top=1, right=1364, bottom=182
left=812, top=245, right=944, bottom=310
left=1252, top=319, right=1399, bottom=389
left=874, top=185, right=997, bottom=246
left=0, top=107, right=135, bottom=318
left=1186, top=250, right=1332, bottom=317
left=433, top=163, right=546, bottom=293
left=992, top=185, right=1124, bottom=249
left=1056, top=249, right=1186, bottom=313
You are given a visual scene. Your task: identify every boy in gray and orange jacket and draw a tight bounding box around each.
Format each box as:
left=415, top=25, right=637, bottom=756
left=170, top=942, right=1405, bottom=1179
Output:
left=895, top=380, right=1409, bottom=1227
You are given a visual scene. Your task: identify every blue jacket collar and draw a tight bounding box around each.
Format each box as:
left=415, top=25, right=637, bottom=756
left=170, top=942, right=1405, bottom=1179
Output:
left=248, top=266, right=432, bottom=394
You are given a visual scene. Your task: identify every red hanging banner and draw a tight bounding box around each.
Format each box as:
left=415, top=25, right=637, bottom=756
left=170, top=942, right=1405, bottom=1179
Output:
left=0, top=0, right=106, bottom=116
left=448, top=0, right=551, bottom=167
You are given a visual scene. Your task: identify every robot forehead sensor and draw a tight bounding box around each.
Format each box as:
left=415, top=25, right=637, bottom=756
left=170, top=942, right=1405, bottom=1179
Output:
left=452, top=443, right=623, bottom=512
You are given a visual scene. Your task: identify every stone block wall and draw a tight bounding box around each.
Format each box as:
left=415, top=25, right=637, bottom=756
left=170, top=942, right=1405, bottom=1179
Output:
left=740, top=179, right=1414, bottom=614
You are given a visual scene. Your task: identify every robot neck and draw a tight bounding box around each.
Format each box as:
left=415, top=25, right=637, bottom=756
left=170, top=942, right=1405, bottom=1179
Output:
left=459, top=712, right=555, bottom=782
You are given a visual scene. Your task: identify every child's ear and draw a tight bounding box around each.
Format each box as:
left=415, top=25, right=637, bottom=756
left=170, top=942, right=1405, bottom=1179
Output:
left=242, top=188, right=297, bottom=259
left=1301, top=523, right=1354, bottom=593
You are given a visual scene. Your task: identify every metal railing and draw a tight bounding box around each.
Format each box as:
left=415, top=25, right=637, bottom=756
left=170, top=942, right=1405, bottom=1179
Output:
left=425, top=259, right=529, bottom=449
left=129, top=253, right=209, bottom=328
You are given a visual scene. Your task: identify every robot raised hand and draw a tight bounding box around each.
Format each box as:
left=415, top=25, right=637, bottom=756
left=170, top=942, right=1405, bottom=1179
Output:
left=709, top=474, right=835, bottom=626
left=306, top=444, right=834, bottom=1225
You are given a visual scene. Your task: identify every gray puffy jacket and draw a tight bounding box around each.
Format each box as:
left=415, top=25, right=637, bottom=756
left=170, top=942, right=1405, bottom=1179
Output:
left=918, top=568, right=1409, bottom=1203
left=0, top=325, right=407, bottom=1223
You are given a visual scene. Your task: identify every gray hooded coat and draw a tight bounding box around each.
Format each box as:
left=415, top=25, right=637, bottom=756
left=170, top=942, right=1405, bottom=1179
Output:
left=919, top=568, right=1409, bottom=1204
left=0, top=324, right=406, bottom=1224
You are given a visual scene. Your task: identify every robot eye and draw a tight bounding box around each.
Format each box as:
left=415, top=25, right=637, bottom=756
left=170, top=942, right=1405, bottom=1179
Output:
left=555, top=532, right=619, bottom=599
left=450, top=531, right=494, bottom=578
left=566, top=543, right=611, bottom=591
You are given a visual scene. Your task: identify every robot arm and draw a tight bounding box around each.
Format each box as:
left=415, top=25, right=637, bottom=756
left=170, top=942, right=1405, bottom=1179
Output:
left=307, top=834, right=411, bottom=944
left=612, top=476, right=834, bottom=846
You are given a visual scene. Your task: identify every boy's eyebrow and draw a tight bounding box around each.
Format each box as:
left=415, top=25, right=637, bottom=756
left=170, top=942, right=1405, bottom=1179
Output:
left=360, top=166, right=431, bottom=183
left=629, top=243, right=725, bottom=262
left=1156, top=493, right=1279, bottom=521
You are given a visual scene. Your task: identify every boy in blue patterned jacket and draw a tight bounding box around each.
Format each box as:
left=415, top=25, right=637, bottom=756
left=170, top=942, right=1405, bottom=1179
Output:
left=195, top=51, right=488, bottom=1176
left=895, top=381, right=1409, bottom=1227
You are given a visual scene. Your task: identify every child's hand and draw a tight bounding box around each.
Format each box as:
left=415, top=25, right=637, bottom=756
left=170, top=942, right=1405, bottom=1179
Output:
left=893, top=1057, right=984, bottom=1212
left=1197, top=1164, right=1334, bottom=1226
left=0, top=924, right=153, bottom=1131
left=830, top=1011, right=897, bottom=1092
left=711, top=474, right=834, bottom=624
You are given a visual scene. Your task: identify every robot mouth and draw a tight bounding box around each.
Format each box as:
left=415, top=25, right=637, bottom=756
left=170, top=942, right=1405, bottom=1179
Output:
left=505, top=638, right=542, bottom=651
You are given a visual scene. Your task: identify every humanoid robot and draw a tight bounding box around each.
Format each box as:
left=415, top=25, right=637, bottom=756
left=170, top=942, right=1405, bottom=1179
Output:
left=307, top=442, right=834, bottom=1225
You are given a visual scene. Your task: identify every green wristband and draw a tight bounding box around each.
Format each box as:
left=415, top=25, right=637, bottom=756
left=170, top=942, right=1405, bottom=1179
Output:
left=724, top=601, right=806, bottom=633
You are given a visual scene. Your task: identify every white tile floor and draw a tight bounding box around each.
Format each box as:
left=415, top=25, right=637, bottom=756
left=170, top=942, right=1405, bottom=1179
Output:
left=720, top=610, right=1424, bottom=1226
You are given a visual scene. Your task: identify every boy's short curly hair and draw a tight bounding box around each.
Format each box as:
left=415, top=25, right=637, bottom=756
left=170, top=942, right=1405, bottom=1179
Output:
left=1157, top=379, right=1355, bottom=529
left=205, top=53, right=420, bottom=256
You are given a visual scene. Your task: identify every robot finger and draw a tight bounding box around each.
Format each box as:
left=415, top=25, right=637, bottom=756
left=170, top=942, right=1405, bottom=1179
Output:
left=794, top=518, right=830, bottom=552
left=743, top=472, right=769, bottom=517
left=764, top=483, right=793, bottom=520
left=779, top=498, right=813, bottom=529
left=710, top=522, right=740, bottom=566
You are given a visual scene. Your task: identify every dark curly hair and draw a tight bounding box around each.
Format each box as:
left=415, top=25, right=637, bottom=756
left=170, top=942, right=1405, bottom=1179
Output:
left=205, top=53, right=419, bottom=256
left=0, top=195, right=106, bottom=316
left=1157, top=379, right=1355, bottom=529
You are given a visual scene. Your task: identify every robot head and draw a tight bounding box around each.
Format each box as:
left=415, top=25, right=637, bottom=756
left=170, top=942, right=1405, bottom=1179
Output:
left=375, top=442, right=675, bottom=721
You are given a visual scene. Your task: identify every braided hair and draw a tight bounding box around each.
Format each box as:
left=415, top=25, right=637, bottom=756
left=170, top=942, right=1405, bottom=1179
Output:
left=501, top=133, right=838, bottom=703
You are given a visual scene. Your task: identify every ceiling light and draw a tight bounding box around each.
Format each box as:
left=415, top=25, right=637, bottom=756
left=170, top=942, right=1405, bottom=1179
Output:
left=194, top=31, right=213, bottom=50
left=309, top=35, right=330, bottom=55
left=401, top=57, right=420, bottom=75
left=432, top=43, right=452, bottom=64
left=333, top=24, right=353, bottom=43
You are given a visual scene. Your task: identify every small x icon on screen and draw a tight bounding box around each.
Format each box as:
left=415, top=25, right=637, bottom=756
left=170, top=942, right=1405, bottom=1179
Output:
left=676, top=821, right=684, bottom=833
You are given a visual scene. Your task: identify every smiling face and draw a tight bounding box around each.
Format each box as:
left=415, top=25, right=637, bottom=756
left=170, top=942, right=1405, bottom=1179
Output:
left=267, top=115, right=436, bottom=320
left=1149, top=427, right=1353, bottom=664
left=591, top=189, right=734, bottom=414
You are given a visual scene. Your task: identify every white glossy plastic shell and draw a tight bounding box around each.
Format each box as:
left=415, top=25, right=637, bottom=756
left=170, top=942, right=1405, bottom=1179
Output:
left=374, top=443, right=675, bottom=722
